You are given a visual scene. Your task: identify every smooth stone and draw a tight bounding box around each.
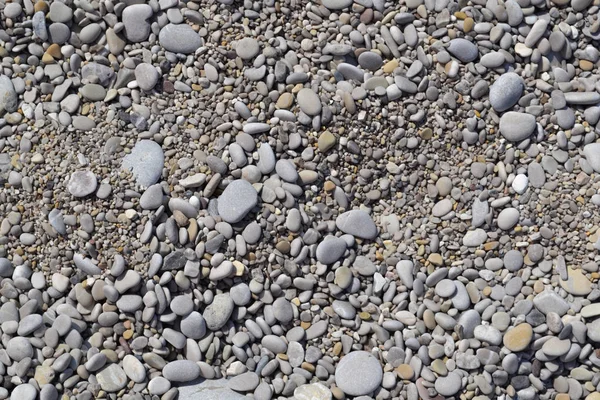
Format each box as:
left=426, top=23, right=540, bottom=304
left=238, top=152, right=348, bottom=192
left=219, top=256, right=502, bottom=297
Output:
left=68, top=171, right=97, bottom=197
left=181, top=312, right=207, bottom=339
left=10, top=385, right=37, bottom=400
left=135, top=63, right=160, bottom=91
left=559, top=267, right=592, bottom=296
left=203, top=294, right=234, bottom=330
left=336, top=210, right=377, bottom=239
left=122, top=140, right=164, bottom=187
left=96, top=364, right=128, bottom=392
left=316, top=237, right=347, bottom=264
left=432, top=199, right=453, bottom=217
left=583, top=143, right=600, bottom=173
left=435, top=371, right=462, bottom=396
left=122, top=4, right=153, bottom=42
left=447, top=38, right=478, bottom=62
left=236, top=38, right=260, bottom=60
left=7, top=337, right=33, bottom=361
left=499, top=112, right=536, bottom=142
left=503, top=323, right=533, bottom=352
left=335, top=351, right=383, bottom=396
left=533, top=290, right=570, bottom=316
left=542, top=337, right=571, bottom=357
left=0, top=76, right=18, bottom=115
left=229, top=372, right=260, bottom=392
left=463, top=229, right=487, bottom=246
left=297, top=88, right=322, bottom=116
left=123, top=355, right=146, bottom=383
left=497, top=208, right=519, bottom=230
left=217, top=180, right=258, bottom=223
left=159, top=24, right=201, bottom=54
left=489, top=72, right=523, bottom=112
left=564, top=92, right=600, bottom=105
left=162, top=360, right=201, bottom=382
left=321, top=0, right=353, bottom=9
left=178, top=378, right=246, bottom=399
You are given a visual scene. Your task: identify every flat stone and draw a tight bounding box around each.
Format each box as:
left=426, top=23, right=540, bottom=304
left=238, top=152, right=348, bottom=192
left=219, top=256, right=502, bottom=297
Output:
left=335, top=351, right=383, bottom=396
left=123, top=355, right=146, bottom=383
left=533, top=290, right=570, bottom=316
left=432, top=198, right=453, bottom=217
left=564, top=91, right=600, bottom=105
left=0, top=76, right=18, bottom=115
left=489, top=72, right=523, bottom=112
left=447, top=38, right=478, bottom=62
left=159, top=24, right=201, bottom=54
left=316, top=237, right=347, bottom=264
left=96, top=364, right=128, bottom=392
left=68, top=171, right=97, bottom=197
left=435, top=371, right=462, bottom=396
left=162, top=360, right=201, bottom=382
left=584, top=143, right=600, bottom=173
left=228, top=372, right=260, bottom=392
left=336, top=210, right=378, bottom=239
left=503, top=323, right=533, bottom=352
left=122, top=4, right=153, bottom=42
left=122, top=140, right=164, bottom=187
left=497, top=208, right=519, bottom=230
left=321, top=0, right=353, bottom=9
left=236, top=38, right=260, bottom=60
left=297, top=88, right=322, bottom=116
left=217, top=179, right=258, bottom=223
left=177, top=378, right=246, bottom=400
left=499, top=112, right=536, bottom=142
left=135, top=63, right=159, bottom=91
left=560, top=267, right=592, bottom=296
left=463, top=229, right=487, bottom=247
left=542, top=337, right=571, bottom=357
left=203, top=294, right=234, bottom=330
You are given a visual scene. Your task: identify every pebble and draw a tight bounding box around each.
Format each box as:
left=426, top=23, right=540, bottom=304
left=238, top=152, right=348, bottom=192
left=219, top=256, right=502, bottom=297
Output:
left=236, top=38, right=260, bottom=60
left=162, top=360, right=201, bottom=382
left=335, top=351, right=383, bottom=396
left=336, top=210, right=378, bottom=239
left=503, top=323, right=533, bottom=352
left=96, top=364, right=128, bottom=392
left=489, top=72, right=523, bottom=112
left=159, top=24, right=202, bottom=54
left=122, top=140, right=164, bottom=187
left=447, top=39, right=479, bottom=62
left=218, top=180, right=258, bottom=223
left=499, top=112, right=537, bottom=142
left=67, top=171, right=97, bottom=197
left=297, top=88, right=322, bottom=116
left=203, top=294, right=234, bottom=330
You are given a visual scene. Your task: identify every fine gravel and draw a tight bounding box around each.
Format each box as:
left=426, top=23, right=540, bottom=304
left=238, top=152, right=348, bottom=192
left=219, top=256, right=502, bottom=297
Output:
left=2, top=0, right=600, bottom=399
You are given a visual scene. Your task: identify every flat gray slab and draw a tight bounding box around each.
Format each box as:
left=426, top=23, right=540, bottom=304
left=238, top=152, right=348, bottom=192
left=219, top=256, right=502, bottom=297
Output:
left=178, top=378, right=246, bottom=400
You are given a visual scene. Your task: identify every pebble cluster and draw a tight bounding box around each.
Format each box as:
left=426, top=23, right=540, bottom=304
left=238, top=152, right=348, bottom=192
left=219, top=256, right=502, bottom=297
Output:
left=3, top=0, right=600, bottom=399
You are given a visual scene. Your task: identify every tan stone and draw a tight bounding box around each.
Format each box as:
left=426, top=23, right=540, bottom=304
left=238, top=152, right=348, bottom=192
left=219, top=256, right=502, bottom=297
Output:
left=580, top=60, right=594, bottom=71
left=560, top=267, right=592, bottom=296
left=47, top=43, right=61, bottom=58
left=428, top=253, right=443, bottom=266
left=463, top=17, right=474, bottom=33
left=276, top=92, right=294, bottom=109
left=383, top=59, right=398, bottom=73
left=503, top=323, right=533, bottom=352
left=34, top=0, right=48, bottom=12
left=396, top=364, right=414, bottom=380
left=318, top=131, right=336, bottom=153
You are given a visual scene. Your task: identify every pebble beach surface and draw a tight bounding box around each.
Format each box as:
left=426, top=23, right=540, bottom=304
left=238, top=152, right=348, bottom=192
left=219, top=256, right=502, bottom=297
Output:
left=3, top=0, right=600, bottom=399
